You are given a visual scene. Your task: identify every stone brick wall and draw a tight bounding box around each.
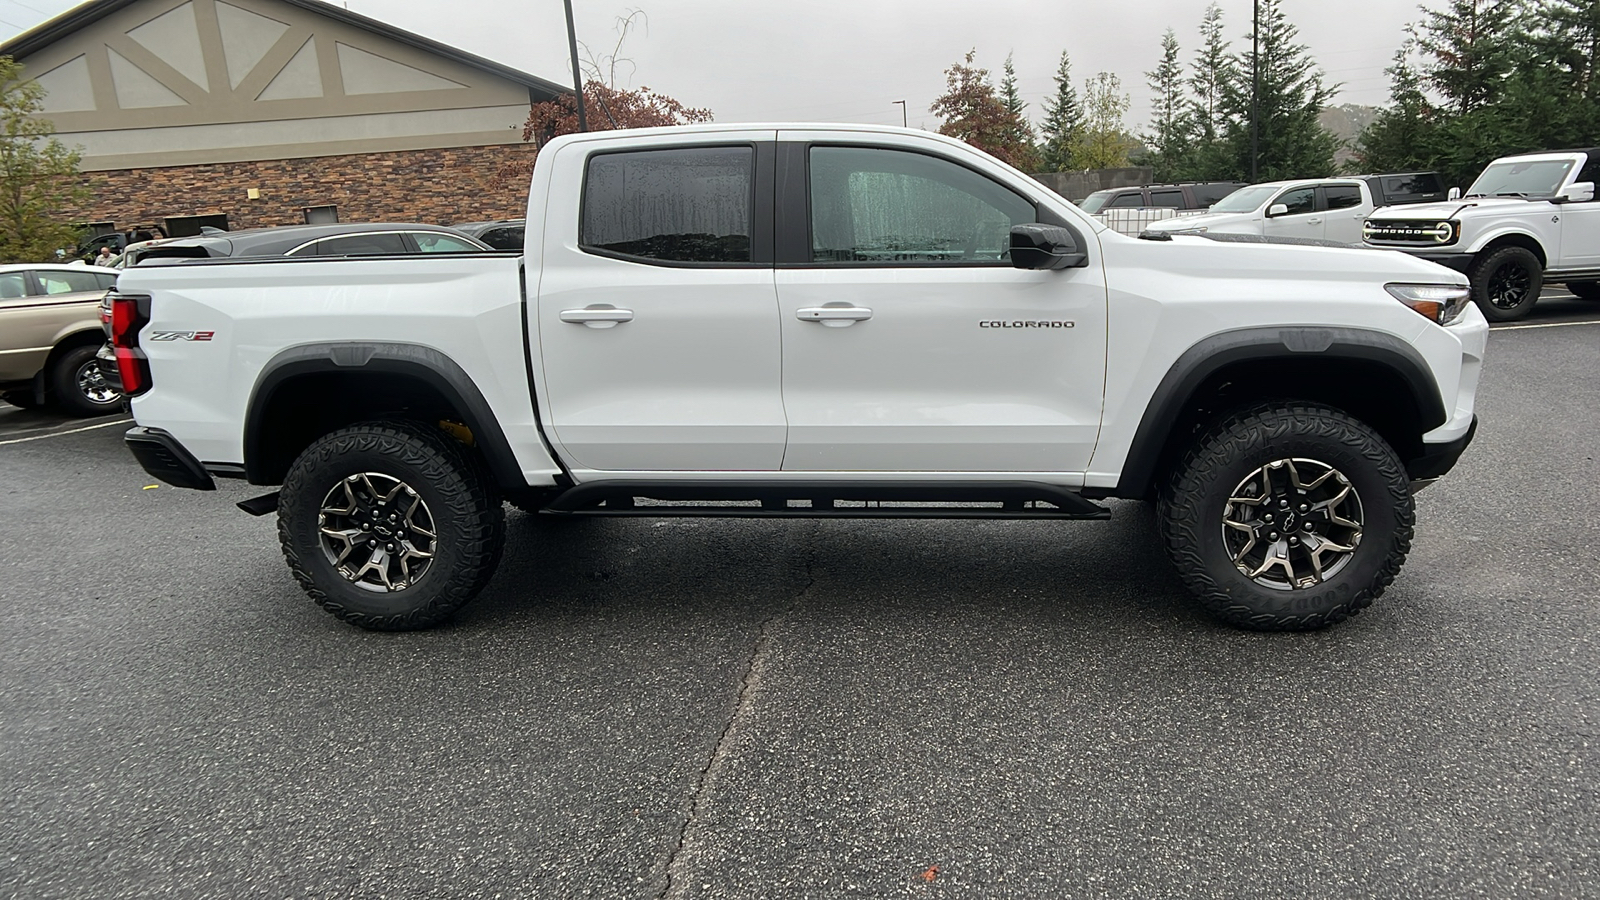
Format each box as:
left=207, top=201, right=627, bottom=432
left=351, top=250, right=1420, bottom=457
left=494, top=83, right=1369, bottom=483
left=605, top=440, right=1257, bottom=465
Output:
left=64, top=143, right=538, bottom=232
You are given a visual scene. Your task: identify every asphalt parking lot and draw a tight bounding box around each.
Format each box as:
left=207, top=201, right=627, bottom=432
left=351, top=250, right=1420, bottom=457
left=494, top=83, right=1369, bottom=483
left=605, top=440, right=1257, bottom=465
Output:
left=3, top=294, right=1598, bottom=899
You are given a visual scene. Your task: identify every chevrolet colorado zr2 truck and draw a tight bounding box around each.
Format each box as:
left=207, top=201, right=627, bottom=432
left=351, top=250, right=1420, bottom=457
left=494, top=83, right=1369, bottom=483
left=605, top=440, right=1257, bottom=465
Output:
left=1363, top=148, right=1600, bottom=321
left=110, top=124, right=1487, bottom=632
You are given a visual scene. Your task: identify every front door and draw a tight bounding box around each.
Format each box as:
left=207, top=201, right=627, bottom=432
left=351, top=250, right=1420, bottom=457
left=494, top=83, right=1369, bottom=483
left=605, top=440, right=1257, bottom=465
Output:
left=534, top=136, right=786, bottom=472
left=1262, top=186, right=1324, bottom=241
left=773, top=137, right=1107, bottom=473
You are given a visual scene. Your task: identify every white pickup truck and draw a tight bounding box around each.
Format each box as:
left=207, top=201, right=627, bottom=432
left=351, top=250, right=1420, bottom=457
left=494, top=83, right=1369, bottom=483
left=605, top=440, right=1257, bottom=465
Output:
left=112, top=124, right=1486, bottom=633
left=1363, top=149, right=1600, bottom=320
left=1141, top=177, right=1378, bottom=244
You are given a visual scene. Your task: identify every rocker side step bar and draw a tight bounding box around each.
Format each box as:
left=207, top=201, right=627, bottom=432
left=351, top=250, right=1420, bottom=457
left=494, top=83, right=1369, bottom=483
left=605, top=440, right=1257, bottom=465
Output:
left=540, top=480, right=1110, bottom=520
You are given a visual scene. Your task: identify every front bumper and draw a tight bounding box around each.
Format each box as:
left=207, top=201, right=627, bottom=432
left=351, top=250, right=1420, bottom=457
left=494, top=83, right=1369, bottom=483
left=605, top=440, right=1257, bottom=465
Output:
left=126, top=426, right=215, bottom=490
left=1408, top=415, right=1477, bottom=480
left=1367, top=245, right=1474, bottom=273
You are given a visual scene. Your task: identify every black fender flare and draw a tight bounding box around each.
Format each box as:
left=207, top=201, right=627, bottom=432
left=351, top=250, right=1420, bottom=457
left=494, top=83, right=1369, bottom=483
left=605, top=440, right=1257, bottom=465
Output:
left=243, top=342, right=525, bottom=490
left=1112, top=326, right=1447, bottom=499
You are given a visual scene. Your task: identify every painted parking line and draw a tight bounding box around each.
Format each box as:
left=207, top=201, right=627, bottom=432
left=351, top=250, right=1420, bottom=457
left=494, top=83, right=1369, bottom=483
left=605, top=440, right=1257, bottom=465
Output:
left=1490, top=319, right=1600, bottom=331
left=0, top=417, right=133, bottom=447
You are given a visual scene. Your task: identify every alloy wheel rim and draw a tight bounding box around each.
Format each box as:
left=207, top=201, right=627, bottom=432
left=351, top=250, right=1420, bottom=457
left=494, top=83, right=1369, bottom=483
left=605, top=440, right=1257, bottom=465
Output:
left=75, top=361, right=119, bottom=404
left=318, top=472, right=437, bottom=592
left=1221, top=458, right=1364, bottom=591
left=1487, top=262, right=1530, bottom=308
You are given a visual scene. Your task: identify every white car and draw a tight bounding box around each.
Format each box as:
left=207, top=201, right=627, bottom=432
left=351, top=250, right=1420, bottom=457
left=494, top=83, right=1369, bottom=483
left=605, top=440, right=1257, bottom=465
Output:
left=1363, top=149, right=1600, bottom=321
left=110, top=123, right=1485, bottom=633
left=1143, top=178, right=1376, bottom=244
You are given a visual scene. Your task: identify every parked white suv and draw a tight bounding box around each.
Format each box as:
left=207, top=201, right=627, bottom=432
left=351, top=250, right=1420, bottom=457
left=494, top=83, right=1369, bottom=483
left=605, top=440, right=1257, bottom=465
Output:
left=1362, top=149, right=1600, bottom=321
left=110, top=124, right=1486, bottom=633
left=1144, top=178, right=1374, bottom=244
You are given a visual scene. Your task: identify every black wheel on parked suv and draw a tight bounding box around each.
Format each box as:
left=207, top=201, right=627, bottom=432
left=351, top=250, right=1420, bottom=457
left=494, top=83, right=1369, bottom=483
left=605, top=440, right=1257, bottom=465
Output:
left=1565, top=280, right=1600, bottom=301
left=1468, top=245, right=1542, bottom=321
left=48, top=344, right=122, bottom=417
left=278, top=420, right=505, bottom=631
left=1158, top=403, right=1414, bottom=631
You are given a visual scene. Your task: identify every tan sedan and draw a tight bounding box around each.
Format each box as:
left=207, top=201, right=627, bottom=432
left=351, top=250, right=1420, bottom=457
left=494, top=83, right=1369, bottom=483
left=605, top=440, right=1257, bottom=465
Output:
left=0, top=263, right=121, bottom=416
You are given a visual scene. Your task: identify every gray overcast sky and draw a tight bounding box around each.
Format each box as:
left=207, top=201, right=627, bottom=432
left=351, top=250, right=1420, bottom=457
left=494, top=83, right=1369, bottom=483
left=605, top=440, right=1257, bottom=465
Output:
left=3, top=0, right=1421, bottom=131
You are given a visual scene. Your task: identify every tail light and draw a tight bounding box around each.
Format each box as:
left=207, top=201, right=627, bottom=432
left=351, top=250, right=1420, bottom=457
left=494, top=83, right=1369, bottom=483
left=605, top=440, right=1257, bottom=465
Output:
left=109, top=292, right=152, bottom=396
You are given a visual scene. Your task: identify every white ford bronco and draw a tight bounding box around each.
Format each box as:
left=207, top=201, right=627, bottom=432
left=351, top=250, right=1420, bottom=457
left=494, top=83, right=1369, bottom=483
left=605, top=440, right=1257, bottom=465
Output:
left=1363, top=148, right=1600, bottom=320
left=111, top=124, right=1486, bottom=632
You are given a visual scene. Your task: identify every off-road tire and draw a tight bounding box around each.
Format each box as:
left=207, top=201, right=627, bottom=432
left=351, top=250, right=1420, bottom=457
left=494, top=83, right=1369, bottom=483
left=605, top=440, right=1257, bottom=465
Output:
left=1157, top=403, right=1413, bottom=631
left=1468, top=245, right=1542, bottom=321
left=49, top=344, right=122, bottom=417
left=1565, top=280, right=1600, bottom=301
left=278, top=421, right=505, bottom=631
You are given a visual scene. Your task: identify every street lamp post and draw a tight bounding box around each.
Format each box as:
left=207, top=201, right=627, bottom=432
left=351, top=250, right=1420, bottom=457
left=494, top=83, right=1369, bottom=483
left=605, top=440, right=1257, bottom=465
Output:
left=893, top=100, right=907, bottom=128
left=563, top=0, right=588, bottom=132
left=1250, top=0, right=1259, bottom=181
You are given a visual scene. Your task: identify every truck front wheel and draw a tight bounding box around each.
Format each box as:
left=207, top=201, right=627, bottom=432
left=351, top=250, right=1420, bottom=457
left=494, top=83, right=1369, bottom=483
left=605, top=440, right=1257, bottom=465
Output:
left=1158, top=403, right=1413, bottom=631
left=1468, top=245, right=1542, bottom=321
left=278, top=421, right=505, bottom=630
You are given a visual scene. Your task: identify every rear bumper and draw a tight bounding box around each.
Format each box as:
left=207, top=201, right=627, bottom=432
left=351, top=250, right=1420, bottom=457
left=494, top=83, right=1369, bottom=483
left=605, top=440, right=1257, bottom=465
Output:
left=125, top=426, right=215, bottom=490
left=1408, top=415, right=1477, bottom=480
left=95, top=343, right=123, bottom=393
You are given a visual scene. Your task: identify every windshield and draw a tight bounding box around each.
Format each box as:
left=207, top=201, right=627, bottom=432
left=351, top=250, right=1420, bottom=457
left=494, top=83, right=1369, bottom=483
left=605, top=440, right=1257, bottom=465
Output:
left=1078, top=190, right=1114, bottom=214
left=1466, top=160, right=1575, bottom=198
left=1208, top=184, right=1279, bottom=214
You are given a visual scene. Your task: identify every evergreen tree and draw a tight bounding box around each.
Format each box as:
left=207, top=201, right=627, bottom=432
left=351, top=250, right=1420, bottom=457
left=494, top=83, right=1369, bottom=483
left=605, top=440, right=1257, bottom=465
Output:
left=1415, top=0, right=1524, bottom=115
left=1071, top=72, right=1137, bottom=169
left=1144, top=29, right=1193, bottom=181
left=1187, top=3, right=1240, bottom=179
left=1353, top=39, right=1441, bottom=175
left=0, top=57, right=87, bottom=263
left=1038, top=51, right=1082, bottom=171
left=999, top=52, right=1041, bottom=171
left=1222, top=0, right=1339, bottom=180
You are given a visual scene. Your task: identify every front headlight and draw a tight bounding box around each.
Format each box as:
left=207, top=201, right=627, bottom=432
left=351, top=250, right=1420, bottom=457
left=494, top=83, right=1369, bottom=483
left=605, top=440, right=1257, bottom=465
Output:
left=1386, top=283, right=1472, bottom=325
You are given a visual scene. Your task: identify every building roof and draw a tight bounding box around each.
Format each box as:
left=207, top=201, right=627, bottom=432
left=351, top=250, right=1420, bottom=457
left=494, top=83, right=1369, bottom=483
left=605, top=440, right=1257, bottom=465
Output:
left=0, top=0, right=572, bottom=99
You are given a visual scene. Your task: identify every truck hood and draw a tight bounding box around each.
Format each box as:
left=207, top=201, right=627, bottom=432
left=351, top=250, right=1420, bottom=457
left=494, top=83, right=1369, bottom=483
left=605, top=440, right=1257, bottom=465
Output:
left=1137, top=232, right=1470, bottom=286
left=1369, top=197, right=1548, bottom=220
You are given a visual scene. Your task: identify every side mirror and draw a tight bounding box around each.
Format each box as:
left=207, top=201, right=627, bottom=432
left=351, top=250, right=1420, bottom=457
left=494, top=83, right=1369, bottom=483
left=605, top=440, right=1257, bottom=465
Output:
left=1557, top=181, right=1595, bottom=203
left=1009, top=223, right=1087, bottom=270
left=1447, top=186, right=1462, bottom=201
left=1266, top=203, right=1290, bottom=217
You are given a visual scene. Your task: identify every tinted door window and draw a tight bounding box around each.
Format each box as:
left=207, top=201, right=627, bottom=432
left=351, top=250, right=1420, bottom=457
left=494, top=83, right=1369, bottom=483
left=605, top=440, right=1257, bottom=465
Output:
left=1273, top=188, right=1316, bottom=216
left=1105, top=192, right=1145, bottom=209
left=36, top=270, right=108, bottom=294
left=93, top=272, right=117, bottom=290
left=582, top=146, right=753, bottom=263
left=808, top=146, right=1035, bottom=263
left=1325, top=185, right=1362, bottom=210
left=412, top=232, right=482, bottom=253
left=314, top=233, right=409, bottom=256
left=0, top=272, right=27, bottom=300
left=1149, top=190, right=1184, bottom=209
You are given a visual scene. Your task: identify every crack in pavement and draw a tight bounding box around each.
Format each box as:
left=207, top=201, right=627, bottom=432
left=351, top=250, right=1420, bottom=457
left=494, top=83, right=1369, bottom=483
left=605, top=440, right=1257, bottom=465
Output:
left=658, top=526, right=820, bottom=899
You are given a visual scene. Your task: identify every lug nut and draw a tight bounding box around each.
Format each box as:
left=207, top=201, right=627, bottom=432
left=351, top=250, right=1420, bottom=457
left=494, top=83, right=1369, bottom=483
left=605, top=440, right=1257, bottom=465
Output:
left=1304, top=522, right=1315, bottom=531
left=1269, top=532, right=1279, bottom=541
left=1289, top=536, right=1299, bottom=545
left=1280, top=499, right=1290, bottom=508
left=1299, top=503, right=1309, bottom=512
left=1264, top=513, right=1274, bottom=523
left=386, top=543, right=395, bottom=552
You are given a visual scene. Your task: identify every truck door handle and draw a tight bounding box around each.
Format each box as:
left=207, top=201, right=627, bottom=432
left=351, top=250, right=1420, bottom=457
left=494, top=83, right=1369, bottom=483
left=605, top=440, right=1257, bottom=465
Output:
left=559, top=305, right=633, bottom=328
left=1307, top=217, right=1323, bottom=225
left=796, top=306, right=873, bottom=327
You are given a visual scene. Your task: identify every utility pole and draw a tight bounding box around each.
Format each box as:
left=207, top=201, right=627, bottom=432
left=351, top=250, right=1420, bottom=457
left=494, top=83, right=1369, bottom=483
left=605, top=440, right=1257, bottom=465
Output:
left=563, top=0, right=588, bottom=132
left=1250, top=0, right=1259, bottom=181
left=892, top=100, right=907, bottom=128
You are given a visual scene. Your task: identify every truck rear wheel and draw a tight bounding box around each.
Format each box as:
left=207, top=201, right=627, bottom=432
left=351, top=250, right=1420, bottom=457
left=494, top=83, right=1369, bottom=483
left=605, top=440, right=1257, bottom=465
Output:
left=1158, top=403, right=1413, bottom=631
left=1469, top=245, right=1542, bottom=321
left=278, top=421, right=504, bottom=631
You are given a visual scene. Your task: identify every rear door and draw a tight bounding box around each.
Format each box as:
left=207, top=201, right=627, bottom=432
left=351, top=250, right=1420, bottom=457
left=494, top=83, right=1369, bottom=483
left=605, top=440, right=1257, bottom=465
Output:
left=1320, top=182, right=1368, bottom=243
left=772, top=134, right=1107, bottom=473
left=533, top=132, right=786, bottom=472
